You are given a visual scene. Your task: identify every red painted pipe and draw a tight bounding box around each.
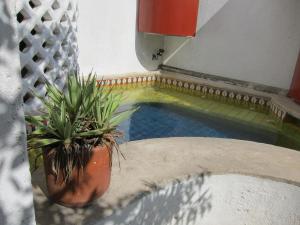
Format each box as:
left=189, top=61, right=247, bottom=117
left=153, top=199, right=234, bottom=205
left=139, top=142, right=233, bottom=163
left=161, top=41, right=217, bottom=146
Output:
left=289, top=52, right=300, bottom=104
left=138, top=0, right=199, bottom=37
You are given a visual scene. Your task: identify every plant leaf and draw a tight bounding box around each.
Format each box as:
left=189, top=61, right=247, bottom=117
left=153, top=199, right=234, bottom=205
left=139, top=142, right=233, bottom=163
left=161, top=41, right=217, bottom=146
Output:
left=28, top=138, right=61, bottom=149
left=109, top=107, right=138, bottom=127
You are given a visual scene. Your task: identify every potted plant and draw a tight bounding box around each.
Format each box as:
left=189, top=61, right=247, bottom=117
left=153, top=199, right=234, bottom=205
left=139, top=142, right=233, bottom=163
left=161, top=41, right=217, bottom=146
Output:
left=26, top=74, right=136, bottom=207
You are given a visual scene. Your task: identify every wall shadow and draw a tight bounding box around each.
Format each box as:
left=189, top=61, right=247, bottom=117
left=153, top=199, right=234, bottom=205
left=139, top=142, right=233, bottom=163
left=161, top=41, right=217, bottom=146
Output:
left=32, top=168, right=212, bottom=225
left=162, top=0, right=230, bottom=65
left=0, top=1, right=35, bottom=225
left=86, top=173, right=212, bottom=225
left=160, top=0, right=300, bottom=90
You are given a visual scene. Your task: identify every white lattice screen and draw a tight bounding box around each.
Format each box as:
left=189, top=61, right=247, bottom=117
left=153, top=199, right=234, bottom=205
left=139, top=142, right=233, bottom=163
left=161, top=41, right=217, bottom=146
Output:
left=16, top=0, right=79, bottom=114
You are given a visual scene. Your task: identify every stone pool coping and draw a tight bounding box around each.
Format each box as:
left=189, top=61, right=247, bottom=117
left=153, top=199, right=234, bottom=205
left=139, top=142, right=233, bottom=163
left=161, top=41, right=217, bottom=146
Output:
left=97, top=70, right=300, bottom=121
left=162, top=71, right=300, bottom=120
left=32, top=137, right=300, bottom=225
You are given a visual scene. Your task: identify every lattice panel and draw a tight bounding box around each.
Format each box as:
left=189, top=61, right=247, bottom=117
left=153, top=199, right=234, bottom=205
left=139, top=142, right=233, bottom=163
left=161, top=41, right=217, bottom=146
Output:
left=16, top=0, right=79, bottom=114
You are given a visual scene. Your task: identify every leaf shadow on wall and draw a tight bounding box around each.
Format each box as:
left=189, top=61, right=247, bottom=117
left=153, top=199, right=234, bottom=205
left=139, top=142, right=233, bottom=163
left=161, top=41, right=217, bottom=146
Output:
left=0, top=1, right=35, bottom=225
left=85, top=173, right=212, bottom=225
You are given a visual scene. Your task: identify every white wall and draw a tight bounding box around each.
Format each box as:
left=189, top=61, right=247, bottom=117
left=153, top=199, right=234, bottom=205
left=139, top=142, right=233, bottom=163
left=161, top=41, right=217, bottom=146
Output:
left=77, top=0, right=300, bottom=88
left=163, top=0, right=300, bottom=89
left=78, top=0, right=164, bottom=76
left=0, top=0, right=35, bottom=224
left=89, top=174, right=300, bottom=225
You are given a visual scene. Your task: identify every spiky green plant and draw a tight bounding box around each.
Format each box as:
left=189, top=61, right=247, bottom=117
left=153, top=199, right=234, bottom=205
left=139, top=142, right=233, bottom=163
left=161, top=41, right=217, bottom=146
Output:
left=26, top=74, right=137, bottom=182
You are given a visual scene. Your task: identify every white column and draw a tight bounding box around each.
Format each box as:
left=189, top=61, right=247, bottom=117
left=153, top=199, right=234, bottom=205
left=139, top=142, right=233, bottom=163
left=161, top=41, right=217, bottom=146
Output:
left=0, top=0, right=36, bottom=224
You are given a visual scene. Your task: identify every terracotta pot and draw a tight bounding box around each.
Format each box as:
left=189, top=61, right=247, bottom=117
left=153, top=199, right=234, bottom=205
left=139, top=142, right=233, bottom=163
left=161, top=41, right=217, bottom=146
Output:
left=43, top=145, right=111, bottom=207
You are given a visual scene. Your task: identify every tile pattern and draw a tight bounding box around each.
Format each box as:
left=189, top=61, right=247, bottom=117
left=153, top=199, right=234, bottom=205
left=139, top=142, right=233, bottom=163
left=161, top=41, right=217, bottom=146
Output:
left=97, top=74, right=287, bottom=121
left=270, top=102, right=287, bottom=121
left=97, top=75, right=156, bottom=86
left=118, top=103, right=279, bottom=146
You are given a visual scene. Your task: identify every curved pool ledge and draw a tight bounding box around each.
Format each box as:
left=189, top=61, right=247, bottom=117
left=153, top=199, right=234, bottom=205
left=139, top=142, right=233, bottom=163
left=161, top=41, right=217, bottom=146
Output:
left=32, top=138, right=300, bottom=225
left=93, top=174, right=300, bottom=225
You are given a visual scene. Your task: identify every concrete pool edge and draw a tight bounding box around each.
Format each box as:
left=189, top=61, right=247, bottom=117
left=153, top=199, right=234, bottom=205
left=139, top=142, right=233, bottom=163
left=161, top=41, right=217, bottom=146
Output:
left=32, top=137, right=300, bottom=225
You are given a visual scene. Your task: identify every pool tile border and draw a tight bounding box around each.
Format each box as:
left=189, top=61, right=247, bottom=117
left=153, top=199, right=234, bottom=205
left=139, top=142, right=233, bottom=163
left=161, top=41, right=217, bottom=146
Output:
left=97, top=73, right=287, bottom=121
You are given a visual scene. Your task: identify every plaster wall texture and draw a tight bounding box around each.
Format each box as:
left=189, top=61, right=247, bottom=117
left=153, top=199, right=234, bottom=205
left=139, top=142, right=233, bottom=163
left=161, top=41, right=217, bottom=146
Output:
left=77, top=0, right=164, bottom=76
left=163, top=0, right=300, bottom=89
left=0, top=0, right=35, bottom=224
left=90, top=174, right=300, bottom=225
left=163, top=0, right=230, bottom=64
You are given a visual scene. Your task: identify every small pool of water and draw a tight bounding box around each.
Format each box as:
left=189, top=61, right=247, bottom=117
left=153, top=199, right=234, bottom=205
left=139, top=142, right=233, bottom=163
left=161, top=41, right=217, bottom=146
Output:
left=118, top=102, right=298, bottom=150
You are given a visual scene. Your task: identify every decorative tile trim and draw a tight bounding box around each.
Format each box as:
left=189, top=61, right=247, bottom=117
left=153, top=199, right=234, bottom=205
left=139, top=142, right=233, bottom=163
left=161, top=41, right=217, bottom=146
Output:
left=157, top=76, right=272, bottom=106
left=160, top=65, right=288, bottom=95
left=97, top=75, right=156, bottom=86
left=270, top=102, right=287, bottom=121
left=96, top=73, right=287, bottom=121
